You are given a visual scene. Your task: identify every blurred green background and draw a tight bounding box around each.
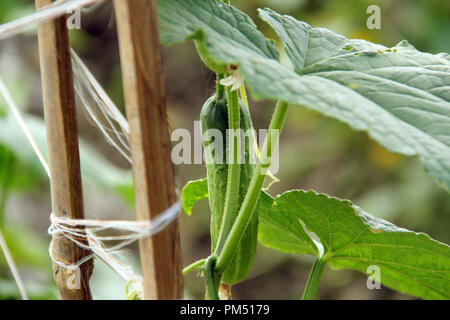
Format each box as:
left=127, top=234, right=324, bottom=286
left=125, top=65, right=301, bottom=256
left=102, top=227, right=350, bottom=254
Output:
left=0, top=0, right=449, bottom=300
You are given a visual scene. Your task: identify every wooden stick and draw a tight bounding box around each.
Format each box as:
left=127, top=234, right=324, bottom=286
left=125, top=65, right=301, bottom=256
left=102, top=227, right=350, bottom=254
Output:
left=35, top=0, right=93, bottom=300
left=113, top=0, right=183, bottom=299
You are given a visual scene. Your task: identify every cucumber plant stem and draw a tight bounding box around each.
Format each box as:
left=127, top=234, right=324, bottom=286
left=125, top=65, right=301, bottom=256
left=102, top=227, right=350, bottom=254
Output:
left=214, top=88, right=241, bottom=255
left=182, top=258, right=206, bottom=275
left=216, top=73, right=225, bottom=99
left=205, top=256, right=220, bottom=300
left=302, top=258, right=326, bottom=300
left=239, top=84, right=249, bottom=109
left=215, top=101, right=289, bottom=273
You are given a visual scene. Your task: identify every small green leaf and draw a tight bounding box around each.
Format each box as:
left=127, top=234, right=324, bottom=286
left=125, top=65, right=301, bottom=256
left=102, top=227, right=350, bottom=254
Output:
left=181, top=178, right=208, bottom=215
left=259, top=190, right=450, bottom=300
left=258, top=191, right=318, bottom=256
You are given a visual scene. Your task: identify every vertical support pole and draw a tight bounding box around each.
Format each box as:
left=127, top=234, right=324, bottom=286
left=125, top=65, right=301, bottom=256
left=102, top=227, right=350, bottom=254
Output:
left=35, top=0, right=92, bottom=300
left=113, top=0, right=183, bottom=299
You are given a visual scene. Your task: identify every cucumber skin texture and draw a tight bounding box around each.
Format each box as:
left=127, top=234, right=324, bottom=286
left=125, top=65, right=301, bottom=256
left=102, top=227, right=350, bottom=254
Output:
left=200, top=95, right=258, bottom=285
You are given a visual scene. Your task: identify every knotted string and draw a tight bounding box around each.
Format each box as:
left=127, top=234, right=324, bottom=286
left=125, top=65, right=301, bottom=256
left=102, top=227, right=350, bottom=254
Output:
left=48, top=201, right=181, bottom=297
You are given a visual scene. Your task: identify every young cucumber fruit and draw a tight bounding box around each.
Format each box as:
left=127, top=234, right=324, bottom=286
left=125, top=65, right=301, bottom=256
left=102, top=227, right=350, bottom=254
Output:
left=200, top=95, right=258, bottom=285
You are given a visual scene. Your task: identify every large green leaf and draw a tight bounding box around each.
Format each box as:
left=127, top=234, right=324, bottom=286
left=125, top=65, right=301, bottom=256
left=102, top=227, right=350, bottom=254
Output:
left=158, top=0, right=278, bottom=69
left=181, top=177, right=450, bottom=299
left=258, top=190, right=450, bottom=300
left=157, top=0, right=450, bottom=190
left=258, top=8, right=450, bottom=191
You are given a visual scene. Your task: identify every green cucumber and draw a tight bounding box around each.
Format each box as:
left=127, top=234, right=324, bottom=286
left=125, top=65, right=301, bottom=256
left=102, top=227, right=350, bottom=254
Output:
left=200, top=94, right=258, bottom=285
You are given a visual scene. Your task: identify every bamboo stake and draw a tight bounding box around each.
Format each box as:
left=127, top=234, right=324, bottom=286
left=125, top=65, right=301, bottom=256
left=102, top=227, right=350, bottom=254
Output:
left=35, top=0, right=93, bottom=300
left=113, top=0, right=183, bottom=299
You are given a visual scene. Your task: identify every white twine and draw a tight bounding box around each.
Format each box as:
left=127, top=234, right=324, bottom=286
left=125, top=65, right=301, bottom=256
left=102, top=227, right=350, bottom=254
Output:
left=0, top=77, right=50, bottom=177
left=48, top=201, right=181, bottom=295
left=0, top=228, right=29, bottom=300
left=71, top=48, right=132, bottom=163
left=0, top=0, right=108, bottom=41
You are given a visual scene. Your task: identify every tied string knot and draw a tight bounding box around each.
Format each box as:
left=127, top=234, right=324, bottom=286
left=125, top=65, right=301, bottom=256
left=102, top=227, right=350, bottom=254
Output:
left=48, top=214, right=95, bottom=270
left=47, top=201, right=181, bottom=297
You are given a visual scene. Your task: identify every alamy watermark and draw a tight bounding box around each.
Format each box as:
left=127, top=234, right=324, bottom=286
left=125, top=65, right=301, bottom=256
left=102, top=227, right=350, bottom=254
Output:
left=171, top=121, right=280, bottom=175
left=66, top=266, right=81, bottom=290
left=366, top=5, right=381, bottom=30
left=67, top=6, right=81, bottom=30
left=66, top=2, right=101, bottom=30
left=366, top=265, right=381, bottom=290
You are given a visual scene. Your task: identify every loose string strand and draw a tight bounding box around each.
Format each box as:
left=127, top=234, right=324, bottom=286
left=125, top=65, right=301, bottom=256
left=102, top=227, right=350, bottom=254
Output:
left=71, top=49, right=132, bottom=163
left=0, top=228, right=29, bottom=300
left=0, top=77, right=50, bottom=177
left=0, top=0, right=108, bottom=41
left=71, top=49, right=131, bottom=163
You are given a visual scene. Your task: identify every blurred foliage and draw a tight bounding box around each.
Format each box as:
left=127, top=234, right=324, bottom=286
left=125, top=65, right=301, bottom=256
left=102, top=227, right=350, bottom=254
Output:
left=0, top=0, right=33, bottom=24
left=0, top=0, right=449, bottom=300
